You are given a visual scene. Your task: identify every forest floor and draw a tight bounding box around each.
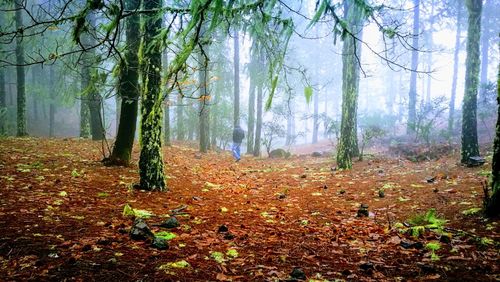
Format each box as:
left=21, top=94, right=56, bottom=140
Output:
left=0, top=137, right=499, bottom=282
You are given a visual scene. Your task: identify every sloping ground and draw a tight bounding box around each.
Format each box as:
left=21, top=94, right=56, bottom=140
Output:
left=0, top=137, right=498, bottom=281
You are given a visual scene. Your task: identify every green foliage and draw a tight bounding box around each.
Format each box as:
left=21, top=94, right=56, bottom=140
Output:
left=407, top=209, right=447, bottom=237
left=426, top=241, right=441, bottom=261
left=155, top=231, right=177, bottom=241
left=122, top=203, right=154, bottom=219
left=304, top=86, right=313, bottom=104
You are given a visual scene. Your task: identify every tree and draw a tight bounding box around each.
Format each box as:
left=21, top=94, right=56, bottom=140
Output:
left=461, top=0, right=482, bottom=164
left=233, top=30, right=240, bottom=126
left=163, top=50, right=171, bottom=146
left=448, top=0, right=463, bottom=133
left=253, top=48, right=264, bottom=157
left=198, top=38, right=210, bottom=153
left=478, top=0, right=491, bottom=102
left=15, top=1, right=27, bottom=137
left=107, top=0, right=141, bottom=166
left=336, top=0, right=364, bottom=170
left=138, top=0, right=166, bottom=191
left=407, top=0, right=420, bottom=134
left=0, top=10, right=5, bottom=135
left=247, top=50, right=256, bottom=154
left=49, top=65, right=56, bottom=137
left=484, top=45, right=500, bottom=217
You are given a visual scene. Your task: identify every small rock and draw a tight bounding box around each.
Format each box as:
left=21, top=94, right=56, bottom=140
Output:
left=218, top=224, right=229, bottom=233
left=323, top=185, right=328, bottom=189
left=426, top=176, right=436, bottom=183
left=290, top=267, right=306, bottom=280
left=300, top=174, right=307, bottom=179
left=108, top=258, right=117, bottom=264
left=439, top=234, right=452, bottom=244
left=160, top=217, right=180, bottom=229
left=417, top=262, right=436, bottom=273
left=401, top=241, right=424, bottom=249
left=311, top=151, right=322, bottom=157
left=341, top=269, right=351, bottom=276
left=339, top=189, right=345, bottom=195
left=433, top=188, right=439, bottom=193
left=359, top=262, right=374, bottom=271
left=277, top=193, right=287, bottom=199
left=357, top=204, right=369, bottom=217
left=223, top=233, right=235, bottom=240
left=82, top=244, right=92, bottom=252
left=151, top=237, right=168, bottom=250
left=129, top=218, right=154, bottom=241
left=96, top=237, right=111, bottom=245
left=378, top=190, right=385, bottom=198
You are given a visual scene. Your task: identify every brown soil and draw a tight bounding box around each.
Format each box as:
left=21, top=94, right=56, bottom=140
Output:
left=0, top=137, right=498, bottom=281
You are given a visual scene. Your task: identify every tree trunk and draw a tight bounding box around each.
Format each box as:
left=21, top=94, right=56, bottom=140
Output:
left=139, top=0, right=166, bottom=191
left=336, top=0, right=363, bottom=169
left=449, top=1, right=462, bottom=133
left=108, top=0, right=140, bottom=166
left=407, top=0, right=420, bottom=134
left=312, top=87, right=319, bottom=144
left=198, top=46, right=210, bottom=153
left=461, top=0, right=482, bottom=164
left=176, top=94, right=184, bottom=140
left=163, top=50, right=171, bottom=146
left=479, top=0, right=490, bottom=103
left=233, top=30, right=240, bottom=126
left=0, top=11, right=6, bottom=135
left=253, top=50, right=263, bottom=157
left=247, top=51, right=256, bottom=154
left=425, top=0, right=435, bottom=107
left=484, top=40, right=499, bottom=217
left=15, top=3, right=27, bottom=137
left=49, top=65, right=56, bottom=137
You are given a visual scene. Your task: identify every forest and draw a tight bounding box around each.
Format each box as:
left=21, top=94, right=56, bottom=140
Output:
left=0, top=0, right=499, bottom=281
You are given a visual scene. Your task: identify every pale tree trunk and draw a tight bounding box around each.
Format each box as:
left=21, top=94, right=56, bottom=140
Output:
left=407, top=0, right=420, bottom=134
left=198, top=46, right=210, bottom=153
left=479, top=0, right=490, bottom=103
left=247, top=55, right=256, bottom=153
left=425, top=0, right=435, bottom=106
left=461, top=0, right=482, bottom=164
left=49, top=65, right=56, bottom=137
left=233, top=30, right=240, bottom=126
left=253, top=49, right=263, bottom=157
left=312, top=83, right=319, bottom=144
left=448, top=0, right=462, bottom=133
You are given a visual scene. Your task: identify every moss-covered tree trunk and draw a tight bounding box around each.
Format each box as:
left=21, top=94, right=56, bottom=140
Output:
left=407, top=0, right=420, bottom=134
left=0, top=11, right=5, bottom=135
left=336, top=0, right=363, bottom=169
left=485, top=44, right=500, bottom=216
left=461, top=0, right=482, bottom=164
left=198, top=47, right=210, bottom=153
left=233, top=30, right=240, bottom=126
left=448, top=1, right=462, bottom=133
left=108, top=0, right=140, bottom=165
left=15, top=3, right=27, bottom=137
left=139, top=0, right=165, bottom=191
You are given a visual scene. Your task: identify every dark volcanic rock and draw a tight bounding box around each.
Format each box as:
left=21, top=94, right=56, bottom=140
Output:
left=290, top=267, right=306, bottom=280
left=129, top=218, right=154, bottom=241
left=160, top=217, right=180, bottom=229
left=151, top=237, right=168, bottom=250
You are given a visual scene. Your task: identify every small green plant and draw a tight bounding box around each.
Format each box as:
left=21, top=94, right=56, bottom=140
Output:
left=407, top=209, right=447, bottom=237
left=426, top=241, right=441, bottom=261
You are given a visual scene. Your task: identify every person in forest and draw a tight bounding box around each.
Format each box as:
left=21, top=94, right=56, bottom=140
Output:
left=232, top=125, right=245, bottom=162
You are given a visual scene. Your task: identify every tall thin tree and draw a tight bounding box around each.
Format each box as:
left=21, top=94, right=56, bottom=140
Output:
left=233, top=30, right=240, bottom=126
left=448, top=0, right=463, bottom=133
left=407, top=0, right=420, bottom=133
left=15, top=1, right=27, bottom=136
left=139, top=0, right=166, bottom=190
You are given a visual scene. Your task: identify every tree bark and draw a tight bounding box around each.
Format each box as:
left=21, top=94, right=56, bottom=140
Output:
left=108, top=0, right=140, bottom=166
left=484, top=39, right=499, bottom=217
left=163, top=50, right=171, bottom=146
left=198, top=45, right=210, bottom=153
left=253, top=50, right=263, bottom=157
left=0, top=10, right=6, bottom=135
left=49, top=65, right=56, bottom=137
left=312, top=86, right=319, bottom=144
left=15, top=2, right=27, bottom=137
left=479, top=0, right=490, bottom=103
left=176, top=94, right=185, bottom=140
left=139, top=0, right=166, bottom=191
left=461, top=0, right=482, bottom=164
left=233, top=30, right=240, bottom=126
left=407, top=0, right=420, bottom=134
left=336, top=0, right=363, bottom=169
left=448, top=1, right=462, bottom=133
left=247, top=48, right=256, bottom=154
